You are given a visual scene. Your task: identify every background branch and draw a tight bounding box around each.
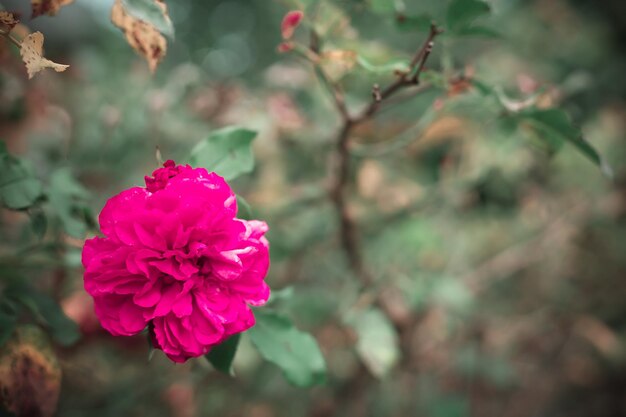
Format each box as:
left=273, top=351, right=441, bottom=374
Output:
left=304, top=24, right=443, bottom=288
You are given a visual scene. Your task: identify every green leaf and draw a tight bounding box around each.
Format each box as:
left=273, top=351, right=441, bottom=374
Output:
left=48, top=168, right=92, bottom=238
left=266, top=286, right=294, bottom=306
left=347, top=307, right=399, bottom=377
left=205, top=333, right=241, bottom=375
left=0, top=142, right=43, bottom=210
left=446, top=0, right=491, bottom=32
left=470, top=78, right=496, bottom=96
left=121, top=0, right=174, bottom=38
left=395, top=14, right=432, bottom=32
left=9, top=288, right=80, bottom=346
left=357, top=55, right=410, bottom=74
left=236, top=195, right=252, bottom=220
left=189, top=127, right=258, bottom=181
left=248, top=310, right=326, bottom=387
left=519, top=108, right=613, bottom=177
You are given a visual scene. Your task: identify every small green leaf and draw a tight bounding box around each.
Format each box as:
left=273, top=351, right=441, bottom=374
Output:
left=189, top=127, right=258, bottom=181
left=248, top=310, right=326, bottom=387
left=236, top=195, right=252, bottom=220
left=205, top=333, right=241, bottom=375
left=347, top=307, right=399, bottom=377
left=357, top=55, right=410, bottom=74
left=147, top=331, right=155, bottom=362
left=48, top=168, right=92, bottom=239
left=122, top=0, right=174, bottom=38
left=446, top=0, right=490, bottom=32
left=0, top=143, right=43, bottom=210
left=519, top=108, right=613, bottom=177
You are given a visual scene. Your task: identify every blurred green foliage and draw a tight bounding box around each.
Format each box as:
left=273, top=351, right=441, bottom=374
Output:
left=1, top=0, right=626, bottom=416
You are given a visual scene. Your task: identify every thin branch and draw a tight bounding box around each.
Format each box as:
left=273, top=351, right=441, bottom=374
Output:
left=353, top=24, right=443, bottom=123
left=302, top=24, right=443, bottom=289
left=0, top=29, right=22, bottom=49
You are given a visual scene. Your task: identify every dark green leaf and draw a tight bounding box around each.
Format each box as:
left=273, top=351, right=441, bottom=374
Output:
left=9, top=288, right=80, bottom=346
left=189, top=127, right=258, bottom=181
left=446, top=0, right=490, bottom=32
left=347, top=308, right=399, bottom=377
left=0, top=143, right=43, bottom=210
left=519, top=108, right=613, bottom=177
left=146, top=330, right=155, bottom=361
left=121, top=0, right=174, bottom=38
left=248, top=310, right=326, bottom=387
left=205, top=333, right=241, bottom=375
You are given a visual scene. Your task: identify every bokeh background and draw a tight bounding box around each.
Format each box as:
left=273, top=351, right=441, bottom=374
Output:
left=1, top=0, right=626, bottom=416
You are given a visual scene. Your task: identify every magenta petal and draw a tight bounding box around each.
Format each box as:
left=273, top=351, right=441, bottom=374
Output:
left=82, top=161, right=270, bottom=363
left=134, top=281, right=162, bottom=308
left=172, top=291, right=192, bottom=317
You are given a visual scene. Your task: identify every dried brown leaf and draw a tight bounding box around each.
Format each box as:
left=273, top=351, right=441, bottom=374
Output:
left=0, top=326, right=62, bottom=417
left=19, top=31, right=69, bottom=79
left=31, top=0, right=74, bottom=18
left=0, top=11, right=20, bottom=30
left=111, top=0, right=167, bottom=73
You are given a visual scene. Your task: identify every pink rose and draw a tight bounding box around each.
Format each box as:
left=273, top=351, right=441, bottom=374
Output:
left=82, top=161, right=270, bottom=362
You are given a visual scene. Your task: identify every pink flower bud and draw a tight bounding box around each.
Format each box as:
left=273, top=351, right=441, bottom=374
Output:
left=281, top=10, right=304, bottom=40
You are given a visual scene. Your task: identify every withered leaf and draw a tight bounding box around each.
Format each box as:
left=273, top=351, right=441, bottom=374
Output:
left=31, top=0, right=74, bottom=18
left=20, top=31, right=69, bottom=79
left=0, top=11, right=20, bottom=30
left=111, top=0, right=168, bottom=73
left=0, top=326, right=62, bottom=417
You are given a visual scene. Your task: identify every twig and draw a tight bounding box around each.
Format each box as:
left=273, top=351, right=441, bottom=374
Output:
left=0, top=29, right=22, bottom=49
left=302, top=24, right=443, bottom=288
left=353, top=24, right=443, bottom=123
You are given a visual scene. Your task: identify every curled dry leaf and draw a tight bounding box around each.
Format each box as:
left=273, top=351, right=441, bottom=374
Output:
left=0, top=11, right=20, bottom=30
left=0, top=326, right=62, bottom=417
left=111, top=0, right=167, bottom=73
left=31, top=0, right=74, bottom=18
left=20, top=32, right=69, bottom=79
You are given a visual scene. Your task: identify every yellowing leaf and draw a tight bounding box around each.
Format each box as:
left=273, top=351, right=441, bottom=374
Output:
left=31, top=0, right=74, bottom=18
left=111, top=0, right=168, bottom=73
left=320, top=49, right=357, bottom=79
left=19, top=32, right=69, bottom=79
left=0, top=11, right=20, bottom=30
